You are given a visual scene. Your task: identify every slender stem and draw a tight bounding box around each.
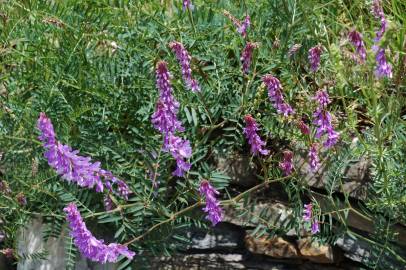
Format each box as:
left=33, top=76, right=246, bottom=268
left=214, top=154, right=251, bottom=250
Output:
left=187, top=6, right=196, bottom=34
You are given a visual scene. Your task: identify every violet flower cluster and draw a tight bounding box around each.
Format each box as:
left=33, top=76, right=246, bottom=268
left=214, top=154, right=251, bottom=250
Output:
left=199, top=180, right=223, bottom=226
left=348, top=30, right=367, bottom=63
left=279, top=150, right=294, bottom=176
left=308, top=143, right=320, bottom=172
left=297, top=120, right=310, bottom=135
left=183, top=0, right=193, bottom=11
left=308, top=45, right=323, bottom=72
left=243, top=115, right=269, bottom=156
left=241, top=42, right=258, bottom=74
left=223, top=11, right=250, bottom=38
left=37, top=113, right=131, bottom=199
left=151, top=61, right=192, bottom=177
left=64, top=203, right=135, bottom=263
left=262, top=74, right=294, bottom=116
left=312, top=90, right=339, bottom=149
left=371, top=0, right=392, bottom=78
left=169, top=41, right=200, bottom=92
left=303, top=203, right=320, bottom=234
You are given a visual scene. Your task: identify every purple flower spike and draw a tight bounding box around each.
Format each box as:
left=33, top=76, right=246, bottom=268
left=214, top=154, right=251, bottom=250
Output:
left=297, top=120, right=310, bottom=135
left=348, top=30, right=367, bottom=63
left=237, top=15, right=250, bottom=38
left=169, top=41, right=200, bottom=92
left=37, top=113, right=131, bottom=199
left=199, top=180, right=223, bottom=226
left=262, top=74, right=295, bottom=116
left=308, top=143, right=320, bottom=172
left=241, top=42, right=258, bottom=74
left=374, top=48, right=392, bottom=78
left=64, top=203, right=135, bottom=263
left=303, top=203, right=312, bottom=222
left=313, top=89, right=331, bottom=108
left=183, top=0, right=193, bottom=11
left=371, top=0, right=387, bottom=43
left=163, top=134, right=192, bottom=177
left=311, top=220, right=320, bottom=234
left=308, top=45, right=323, bottom=72
left=104, top=195, right=115, bottom=211
left=243, top=115, right=269, bottom=156
left=279, top=150, right=294, bottom=176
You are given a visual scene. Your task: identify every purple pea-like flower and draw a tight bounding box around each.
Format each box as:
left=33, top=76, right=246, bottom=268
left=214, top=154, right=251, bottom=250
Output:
left=241, top=42, right=258, bottom=74
left=262, top=74, right=295, bottom=116
left=297, top=120, right=310, bottom=135
left=308, top=143, right=320, bottom=172
left=199, top=180, right=223, bottom=226
left=308, top=45, right=323, bottom=72
left=163, top=134, right=192, bottom=177
left=374, top=48, right=392, bottom=78
left=169, top=41, right=200, bottom=92
left=183, top=0, right=193, bottom=11
left=37, top=113, right=131, bottom=199
left=313, top=89, right=331, bottom=108
left=279, top=150, right=294, bottom=176
left=311, top=220, right=320, bottom=234
left=237, top=15, right=250, bottom=38
left=371, top=0, right=387, bottom=43
left=104, top=195, right=115, bottom=211
left=64, top=203, right=135, bottom=263
left=243, top=115, right=269, bottom=156
left=348, top=30, right=367, bottom=63
left=303, top=203, right=312, bottom=222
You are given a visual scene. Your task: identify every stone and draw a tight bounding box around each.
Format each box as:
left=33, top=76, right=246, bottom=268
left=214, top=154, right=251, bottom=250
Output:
left=187, top=222, right=245, bottom=251
left=297, top=237, right=341, bottom=264
left=216, top=153, right=258, bottom=187
left=245, top=236, right=299, bottom=258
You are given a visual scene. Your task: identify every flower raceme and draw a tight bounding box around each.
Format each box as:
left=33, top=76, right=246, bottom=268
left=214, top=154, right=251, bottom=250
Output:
left=64, top=203, right=135, bottom=263
left=169, top=41, right=200, bottom=92
left=241, top=42, right=258, bottom=74
left=348, top=30, right=367, bottom=64
left=262, top=74, right=294, bottom=117
left=308, top=143, right=320, bottom=172
left=163, top=133, right=192, bottom=177
left=303, top=203, right=320, bottom=234
left=279, top=150, right=294, bottom=176
left=199, top=180, right=223, bottom=226
left=223, top=11, right=250, bottom=38
left=308, top=45, right=323, bottom=72
left=374, top=48, right=392, bottom=78
left=243, top=115, right=269, bottom=156
left=37, top=113, right=131, bottom=199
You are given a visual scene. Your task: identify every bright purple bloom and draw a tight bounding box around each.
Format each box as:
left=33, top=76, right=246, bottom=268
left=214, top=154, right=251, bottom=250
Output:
left=163, top=134, right=192, bottom=177
left=297, top=120, right=310, bottom=135
left=313, top=89, right=330, bottom=108
left=237, top=15, right=250, bottom=38
left=199, top=180, right=223, bottom=226
left=308, top=143, right=320, bottom=172
left=241, top=42, right=258, bottom=74
left=279, top=150, right=294, bottom=176
left=311, top=220, right=320, bottom=234
left=64, top=203, right=135, bottom=263
left=243, top=115, right=269, bottom=156
left=169, top=41, right=200, bottom=92
left=183, top=0, right=193, bottom=11
left=37, top=113, right=131, bottom=199
left=308, top=45, right=323, bottom=72
left=303, top=203, right=312, bottom=222
left=151, top=61, right=184, bottom=134
left=371, top=0, right=387, bottom=43
left=262, top=74, right=294, bottom=116
left=374, top=48, right=392, bottom=78
left=348, top=30, right=366, bottom=63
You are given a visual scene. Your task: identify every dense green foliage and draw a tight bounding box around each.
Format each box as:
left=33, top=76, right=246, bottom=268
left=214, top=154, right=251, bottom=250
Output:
left=0, top=0, right=405, bottom=269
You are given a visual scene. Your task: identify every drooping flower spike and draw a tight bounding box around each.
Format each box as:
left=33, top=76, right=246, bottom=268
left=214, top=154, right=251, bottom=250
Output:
left=262, top=74, right=294, bottom=116
left=37, top=113, right=131, bottom=199
left=64, top=203, right=135, bottom=263
left=240, top=42, right=258, bottom=74
left=163, top=133, right=192, bottom=177
left=308, top=45, right=323, bottom=72
left=348, top=30, right=367, bottom=64
left=302, top=203, right=320, bottom=234
left=279, top=150, right=294, bottom=176
left=374, top=48, right=392, bottom=78
left=199, top=180, right=223, bottom=226
left=169, top=41, right=200, bottom=92
left=308, top=143, right=320, bottom=172
left=223, top=11, right=250, bottom=38
left=243, top=115, right=269, bottom=156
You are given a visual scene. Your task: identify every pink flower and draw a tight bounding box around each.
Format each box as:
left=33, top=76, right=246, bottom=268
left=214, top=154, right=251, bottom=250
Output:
left=279, top=150, right=294, bottom=176
left=348, top=30, right=367, bottom=63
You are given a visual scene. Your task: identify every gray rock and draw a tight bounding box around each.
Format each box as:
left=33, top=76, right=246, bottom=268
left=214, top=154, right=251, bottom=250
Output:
left=216, top=154, right=258, bottom=187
